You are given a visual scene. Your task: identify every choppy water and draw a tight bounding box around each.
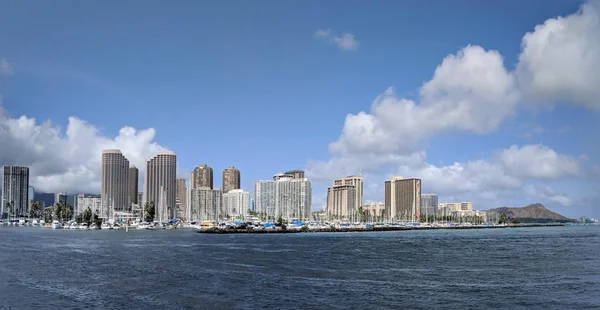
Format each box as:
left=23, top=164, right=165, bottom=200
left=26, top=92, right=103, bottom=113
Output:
left=1, top=226, right=599, bottom=309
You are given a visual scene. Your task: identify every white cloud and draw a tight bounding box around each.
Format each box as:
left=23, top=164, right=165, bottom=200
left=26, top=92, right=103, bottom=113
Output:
left=525, top=185, right=573, bottom=207
left=329, top=45, right=518, bottom=157
left=0, top=108, right=164, bottom=193
left=496, top=144, right=579, bottom=179
left=517, top=0, right=600, bottom=109
left=314, top=29, right=359, bottom=51
left=0, top=59, right=12, bottom=75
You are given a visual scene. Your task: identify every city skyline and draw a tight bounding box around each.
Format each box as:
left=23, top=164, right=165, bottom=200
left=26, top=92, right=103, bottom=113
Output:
left=1, top=1, right=599, bottom=218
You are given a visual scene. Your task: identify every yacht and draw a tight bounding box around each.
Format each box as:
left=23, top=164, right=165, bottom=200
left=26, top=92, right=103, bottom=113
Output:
left=51, top=220, right=62, bottom=229
left=69, top=222, right=78, bottom=229
left=101, top=223, right=112, bottom=230
left=78, top=223, right=89, bottom=230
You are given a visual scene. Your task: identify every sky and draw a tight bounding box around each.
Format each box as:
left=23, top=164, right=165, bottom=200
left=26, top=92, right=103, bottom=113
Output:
left=1, top=0, right=599, bottom=218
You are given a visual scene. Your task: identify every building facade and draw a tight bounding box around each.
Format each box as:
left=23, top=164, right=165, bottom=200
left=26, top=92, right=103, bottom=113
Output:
left=176, top=178, right=187, bottom=220
left=191, top=164, right=213, bottom=189
left=255, top=175, right=311, bottom=221
left=222, top=189, right=250, bottom=219
left=144, top=150, right=177, bottom=221
left=254, top=180, right=276, bottom=218
left=285, top=169, right=305, bottom=179
left=76, top=194, right=102, bottom=216
left=421, top=194, right=439, bottom=217
left=54, top=193, right=67, bottom=205
left=326, top=176, right=363, bottom=220
left=363, top=202, right=385, bottom=220
left=1, top=166, right=29, bottom=218
left=384, top=176, right=421, bottom=221
left=101, top=149, right=130, bottom=219
left=222, top=166, right=241, bottom=194
left=129, top=165, right=139, bottom=205
left=189, top=187, right=222, bottom=222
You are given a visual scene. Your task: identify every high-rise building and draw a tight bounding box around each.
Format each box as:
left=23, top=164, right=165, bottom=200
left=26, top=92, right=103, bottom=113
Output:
left=28, top=186, right=34, bottom=205
left=1, top=166, right=29, bottom=218
left=144, top=150, right=177, bottom=221
left=255, top=174, right=312, bottom=221
left=285, top=170, right=305, bottom=179
left=326, top=176, right=363, bottom=220
left=77, top=194, right=102, bottom=216
left=384, top=176, right=421, bottom=221
left=421, top=194, right=439, bottom=217
left=101, top=149, right=130, bottom=219
left=137, top=192, right=143, bottom=206
left=222, top=189, right=250, bottom=219
left=129, top=165, right=139, bottom=205
left=176, top=178, right=187, bottom=220
left=191, top=164, right=213, bottom=189
left=189, top=187, right=222, bottom=221
left=222, top=166, right=240, bottom=194
left=254, top=180, right=276, bottom=218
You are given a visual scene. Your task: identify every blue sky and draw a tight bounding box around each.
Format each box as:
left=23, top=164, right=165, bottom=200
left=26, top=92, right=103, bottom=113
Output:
left=1, top=0, right=599, bottom=218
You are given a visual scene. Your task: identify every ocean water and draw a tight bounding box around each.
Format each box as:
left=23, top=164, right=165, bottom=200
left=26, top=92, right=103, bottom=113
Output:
left=0, top=226, right=599, bottom=309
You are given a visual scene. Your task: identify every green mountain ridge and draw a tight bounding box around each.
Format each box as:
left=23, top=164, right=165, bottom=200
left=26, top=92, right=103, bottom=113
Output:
left=486, top=203, right=570, bottom=221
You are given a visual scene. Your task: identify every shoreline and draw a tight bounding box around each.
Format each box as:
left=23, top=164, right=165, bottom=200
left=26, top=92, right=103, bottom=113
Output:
left=197, top=223, right=565, bottom=234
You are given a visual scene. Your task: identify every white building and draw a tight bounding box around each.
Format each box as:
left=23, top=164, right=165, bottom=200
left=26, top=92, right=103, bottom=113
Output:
left=189, top=187, right=222, bottom=222
left=76, top=194, right=102, bottom=216
left=222, top=189, right=250, bottom=219
left=1, top=166, right=29, bottom=218
left=254, top=175, right=312, bottom=221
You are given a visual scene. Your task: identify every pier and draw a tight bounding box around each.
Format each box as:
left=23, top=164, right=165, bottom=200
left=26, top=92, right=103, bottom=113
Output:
left=197, top=223, right=565, bottom=234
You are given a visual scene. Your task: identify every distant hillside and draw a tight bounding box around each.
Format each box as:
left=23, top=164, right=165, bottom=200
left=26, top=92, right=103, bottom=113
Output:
left=487, top=203, right=570, bottom=222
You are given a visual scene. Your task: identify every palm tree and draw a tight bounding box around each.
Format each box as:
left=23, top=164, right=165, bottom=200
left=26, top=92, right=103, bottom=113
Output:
left=29, top=201, right=41, bottom=219
left=6, top=201, right=14, bottom=220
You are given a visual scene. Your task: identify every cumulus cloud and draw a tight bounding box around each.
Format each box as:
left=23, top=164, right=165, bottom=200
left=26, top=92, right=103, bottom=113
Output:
left=525, top=185, right=573, bottom=207
left=517, top=0, right=600, bottom=109
left=329, top=45, right=518, bottom=157
left=496, top=144, right=579, bottom=179
left=0, top=108, right=164, bottom=193
left=314, top=29, right=359, bottom=51
left=0, top=59, right=12, bottom=75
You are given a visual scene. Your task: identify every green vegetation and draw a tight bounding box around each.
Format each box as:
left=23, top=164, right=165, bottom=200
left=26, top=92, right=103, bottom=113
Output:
left=29, top=201, right=41, bottom=219
left=498, top=214, right=508, bottom=224
left=301, top=225, right=309, bottom=232
left=143, top=202, right=155, bottom=222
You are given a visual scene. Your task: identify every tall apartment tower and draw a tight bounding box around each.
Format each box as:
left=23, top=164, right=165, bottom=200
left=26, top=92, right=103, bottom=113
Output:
left=1, top=166, right=29, bottom=218
left=176, top=178, right=187, bottom=220
left=326, top=176, right=363, bottom=220
left=384, top=176, right=421, bottom=221
left=144, top=150, right=177, bottom=221
left=189, top=187, right=222, bottom=222
left=255, top=174, right=312, bottom=221
left=421, top=194, right=438, bottom=217
left=191, top=164, right=213, bottom=189
left=222, top=166, right=240, bottom=194
left=129, top=165, right=139, bottom=205
left=222, top=189, right=250, bottom=219
left=101, top=149, right=130, bottom=219
left=254, top=180, right=276, bottom=218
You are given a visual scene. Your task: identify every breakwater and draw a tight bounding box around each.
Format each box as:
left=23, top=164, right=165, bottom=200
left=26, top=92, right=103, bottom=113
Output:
left=197, top=223, right=565, bottom=234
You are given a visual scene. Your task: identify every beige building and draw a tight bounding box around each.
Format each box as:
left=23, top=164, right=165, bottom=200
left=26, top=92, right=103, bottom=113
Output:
left=384, top=176, right=421, bottom=221
left=176, top=178, right=187, bottom=220
left=285, top=169, right=305, bottom=179
left=222, top=189, right=250, bottom=219
left=128, top=165, right=138, bottom=205
left=363, top=202, right=385, bottom=219
left=326, top=176, right=363, bottom=220
left=144, top=150, right=177, bottom=221
left=191, top=164, right=213, bottom=189
left=439, top=202, right=473, bottom=213
left=222, top=166, right=241, bottom=194
left=189, top=187, right=222, bottom=222
left=101, top=149, right=130, bottom=219
left=254, top=174, right=312, bottom=221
